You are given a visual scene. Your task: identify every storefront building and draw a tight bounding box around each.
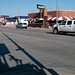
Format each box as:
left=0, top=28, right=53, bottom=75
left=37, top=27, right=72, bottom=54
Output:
left=28, top=9, right=75, bottom=28
left=0, top=15, right=9, bottom=25
left=6, top=16, right=28, bottom=25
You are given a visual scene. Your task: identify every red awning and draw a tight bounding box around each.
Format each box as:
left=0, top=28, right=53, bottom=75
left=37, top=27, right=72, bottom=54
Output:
left=48, top=17, right=73, bottom=21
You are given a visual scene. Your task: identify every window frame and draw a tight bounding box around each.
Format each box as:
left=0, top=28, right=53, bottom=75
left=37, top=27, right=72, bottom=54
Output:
left=74, top=21, right=75, bottom=25
left=67, top=21, right=72, bottom=25
left=59, top=21, right=66, bottom=25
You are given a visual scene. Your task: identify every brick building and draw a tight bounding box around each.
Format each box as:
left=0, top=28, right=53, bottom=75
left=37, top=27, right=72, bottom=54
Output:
left=28, top=10, right=75, bottom=28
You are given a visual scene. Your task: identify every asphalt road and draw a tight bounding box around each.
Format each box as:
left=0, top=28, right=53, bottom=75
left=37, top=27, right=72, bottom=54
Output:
left=0, top=26, right=75, bottom=75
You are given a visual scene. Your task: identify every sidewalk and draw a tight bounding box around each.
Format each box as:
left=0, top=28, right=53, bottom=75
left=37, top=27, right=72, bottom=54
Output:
left=54, top=68, right=75, bottom=75
left=0, top=24, right=51, bottom=30
left=0, top=25, right=16, bottom=27
left=5, top=25, right=16, bottom=27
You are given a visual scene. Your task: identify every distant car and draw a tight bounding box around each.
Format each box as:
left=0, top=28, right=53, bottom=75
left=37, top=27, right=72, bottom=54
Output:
left=16, top=23, right=28, bottom=29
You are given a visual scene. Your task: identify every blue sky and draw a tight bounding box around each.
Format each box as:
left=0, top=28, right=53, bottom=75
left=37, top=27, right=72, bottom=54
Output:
left=0, top=0, right=75, bottom=17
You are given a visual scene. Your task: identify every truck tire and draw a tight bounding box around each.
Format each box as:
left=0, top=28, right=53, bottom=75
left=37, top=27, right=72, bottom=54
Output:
left=20, top=26, right=22, bottom=29
left=25, top=27, right=27, bottom=29
left=63, top=32, right=67, bottom=35
left=53, top=29, right=58, bottom=34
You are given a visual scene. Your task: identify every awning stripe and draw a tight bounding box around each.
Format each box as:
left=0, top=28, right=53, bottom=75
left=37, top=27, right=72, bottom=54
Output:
left=28, top=18, right=39, bottom=21
left=48, top=17, right=73, bottom=21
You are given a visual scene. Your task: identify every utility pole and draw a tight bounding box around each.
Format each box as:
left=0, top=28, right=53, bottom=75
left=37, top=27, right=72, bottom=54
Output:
left=0, top=9, right=1, bottom=15
left=18, top=2, right=20, bottom=23
left=18, top=4, right=20, bottom=18
left=56, top=0, right=58, bottom=24
left=0, top=9, right=1, bottom=22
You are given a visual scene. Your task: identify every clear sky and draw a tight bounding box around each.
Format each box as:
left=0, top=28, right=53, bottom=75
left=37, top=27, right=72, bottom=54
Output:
left=0, top=0, right=75, bottom=17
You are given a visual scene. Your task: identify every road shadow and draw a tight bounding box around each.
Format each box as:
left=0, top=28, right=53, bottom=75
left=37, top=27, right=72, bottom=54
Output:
left=9, top=63, right=42, bottom=75
left=0, top=44, right=43, bottom=75
left=1, top=31, right=59, bottom=75
left=9, top=55, right=23, bottom=66
left=46, top=32, right=54, bottom=34
left=63, top=33, right=75, bottom=36
left=46, top=32, right=75, bottom=37
left=0, top=43, right=10, bottom=72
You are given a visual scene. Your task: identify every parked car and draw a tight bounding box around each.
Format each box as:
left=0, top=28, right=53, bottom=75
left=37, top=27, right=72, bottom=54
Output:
left=16, top=23, right=28, bottom=29
left=52, top=20, right=75, bottom=34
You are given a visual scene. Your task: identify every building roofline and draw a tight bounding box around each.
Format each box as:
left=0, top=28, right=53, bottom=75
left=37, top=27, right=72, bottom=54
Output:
left=28, top=12, right=39, bottom=15
left=48, top=10, right=75, bottom=12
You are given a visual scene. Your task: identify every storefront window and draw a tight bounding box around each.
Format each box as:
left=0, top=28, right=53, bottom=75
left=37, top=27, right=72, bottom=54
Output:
left=50, top=21, right=56, bottom=24
left=29, top=20, right=43, bottom=24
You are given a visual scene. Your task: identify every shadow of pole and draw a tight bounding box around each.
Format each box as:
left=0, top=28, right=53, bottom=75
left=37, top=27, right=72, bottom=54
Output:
left=1, top=31, right=59, bottom=75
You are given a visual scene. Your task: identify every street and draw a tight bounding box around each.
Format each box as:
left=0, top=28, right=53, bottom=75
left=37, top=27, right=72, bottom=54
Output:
left=0, top=26, right=75, bottom=75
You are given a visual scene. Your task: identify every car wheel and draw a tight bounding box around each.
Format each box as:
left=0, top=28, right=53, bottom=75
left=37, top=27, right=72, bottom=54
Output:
left=25, top=27, right=27, bottom=29
left=53, top=29, right=58, bottom=34
left=16, top=27, right=18, bottom=28
left=20, top=27, right=22, bottom=29
left=62, top=32, right=67, bottom=35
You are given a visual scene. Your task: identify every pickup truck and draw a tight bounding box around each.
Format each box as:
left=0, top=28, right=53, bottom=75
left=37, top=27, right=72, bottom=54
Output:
left=52, top=20, right=75, bottom=34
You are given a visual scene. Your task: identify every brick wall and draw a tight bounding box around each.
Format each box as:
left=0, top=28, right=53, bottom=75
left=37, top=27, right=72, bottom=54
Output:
left=28, top=13, right=40, bottom=18
left=47, top=11, right=56, bottom=17
left=47, top=10, right=75, bottom=17
left=28, top=23, right=42, bottom=28
left=28, top=10, right=75, bottom=18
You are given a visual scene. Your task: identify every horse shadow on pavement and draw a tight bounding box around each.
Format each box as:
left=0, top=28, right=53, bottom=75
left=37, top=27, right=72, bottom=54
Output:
left=0, top=31, right=59, bottom=75
left=8, top=55, right=23, bottom=66
left=0, top=43, right=41, bottom=75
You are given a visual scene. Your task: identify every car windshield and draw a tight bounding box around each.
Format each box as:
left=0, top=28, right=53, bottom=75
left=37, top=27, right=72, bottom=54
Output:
left=23, top=23, right=27, bottom=25
left=19, top=23, right=22, bottom=24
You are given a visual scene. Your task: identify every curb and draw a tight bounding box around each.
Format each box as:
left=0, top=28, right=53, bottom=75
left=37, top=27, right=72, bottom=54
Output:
left=41, top=68, right=52, bottom=75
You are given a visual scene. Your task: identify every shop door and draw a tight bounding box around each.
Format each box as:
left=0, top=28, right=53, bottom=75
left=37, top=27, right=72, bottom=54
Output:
left=44, top=20, right=46, bottom=28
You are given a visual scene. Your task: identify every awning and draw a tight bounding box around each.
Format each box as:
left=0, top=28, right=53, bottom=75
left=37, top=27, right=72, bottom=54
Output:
left=48, top=17, right=73, bottom=21
left=24, top=19, right=29, bottom=21
left=28, top=18, right=39, bottom=22
left=0, top=15, right=9, bottom=18
left=16, top=16, right=28, bottom=19
left=39, top=18, right=43, bottom=20
left=6, top=17, right=18, bottom=19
